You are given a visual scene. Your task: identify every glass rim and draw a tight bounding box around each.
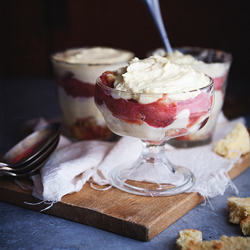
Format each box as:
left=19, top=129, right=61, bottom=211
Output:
left=178, top=46, right=232, bottom=63
left=96, top=75, right=214, bottom=96
left=148, top=46, right=232, bottom=64
left=50, top=47, right=135, bottom=67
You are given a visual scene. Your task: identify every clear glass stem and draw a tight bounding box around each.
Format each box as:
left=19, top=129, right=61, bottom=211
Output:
left=109, top=140, right=195, bottom=196
left=140, top=141, right=174, bottom=172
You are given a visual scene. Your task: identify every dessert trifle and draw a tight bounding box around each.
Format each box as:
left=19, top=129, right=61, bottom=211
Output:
left=51, top=47, right=134, bottom=140
left=149, top=47, right=232, bottom=147
left=95, top=56, right=214, bottom=196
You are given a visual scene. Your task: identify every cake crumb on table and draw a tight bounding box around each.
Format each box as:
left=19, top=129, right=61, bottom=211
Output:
left=176, top=229, right=250, bottom=250
left=227, top=196, right=250, bottom=236
left=240, top=216, right=250, bottom=236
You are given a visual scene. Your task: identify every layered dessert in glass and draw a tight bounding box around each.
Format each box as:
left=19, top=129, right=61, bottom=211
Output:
left=51, top=47, right=134, bottom=140
left=95, top=56, right=214, bottom=142
left=95, top=56, right=214, bottom=196
left=149, top=47, right=232, bottom=147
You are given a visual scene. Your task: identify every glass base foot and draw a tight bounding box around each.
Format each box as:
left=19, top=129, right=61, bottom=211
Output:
left=109, top=164, right=195, bottom=196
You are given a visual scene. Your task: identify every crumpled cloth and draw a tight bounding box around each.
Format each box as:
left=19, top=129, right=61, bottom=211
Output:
left=29, top=113, right=245, bottom=202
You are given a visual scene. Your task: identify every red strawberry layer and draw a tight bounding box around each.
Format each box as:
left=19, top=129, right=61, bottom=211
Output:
left=213, top=72, right=227, bottom=90
left=95, top=72, right=213, bottom=129
left=56, top=72, right=95, bottom=98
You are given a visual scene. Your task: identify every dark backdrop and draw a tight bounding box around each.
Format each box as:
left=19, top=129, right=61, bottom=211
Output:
left=1, top=0, right=250, bottom=79
left=1, top=0, right=250, bottom=118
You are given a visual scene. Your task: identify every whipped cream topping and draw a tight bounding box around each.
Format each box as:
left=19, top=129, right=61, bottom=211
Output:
left=53, top=47, right=134, bottom=64
left=158, top=50, right=230, bottom=78
left=165, top=50, right=204, bottom=65
left=113, top=56, right=210, bottom=103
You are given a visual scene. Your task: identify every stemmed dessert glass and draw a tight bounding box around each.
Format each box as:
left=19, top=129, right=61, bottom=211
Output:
left=95, top=73, right=214, bottom=196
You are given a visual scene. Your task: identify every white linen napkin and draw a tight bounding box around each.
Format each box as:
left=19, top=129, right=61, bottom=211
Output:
left=29, top=113, right=245, bottom=202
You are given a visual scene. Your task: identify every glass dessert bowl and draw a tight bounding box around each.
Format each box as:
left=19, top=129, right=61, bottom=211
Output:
left=51, top=47, right=134, bottom=141
left=148, top=47, right=232, bottom=147
left=94, top=57, right=214, bottom=196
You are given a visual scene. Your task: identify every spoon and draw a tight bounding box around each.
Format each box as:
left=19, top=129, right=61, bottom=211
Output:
left=0, top=135, right=59, bottom=173
left=0, top=136, right=59, bottom=178
left=0, top=122, right=61, bottom=168
left=143, top=0, right=173, bottom=53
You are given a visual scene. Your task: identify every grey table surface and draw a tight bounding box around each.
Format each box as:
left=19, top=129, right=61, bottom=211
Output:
left=0, top=78, right=250, bottom=250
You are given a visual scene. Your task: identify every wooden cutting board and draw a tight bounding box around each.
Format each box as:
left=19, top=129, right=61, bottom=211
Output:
left=0, top=153, right=250, bottom=241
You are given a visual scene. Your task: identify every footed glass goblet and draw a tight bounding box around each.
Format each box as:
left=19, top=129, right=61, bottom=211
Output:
left=95, top=73, right=214, bottom=196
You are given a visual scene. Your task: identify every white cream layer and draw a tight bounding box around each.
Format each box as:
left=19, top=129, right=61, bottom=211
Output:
left=57, top=87, right=106, bottom=126
left=96, top=103, right=209, bottom=141
left=187, top=90, right=223, bottom=140
left=52, top=47, right=134, bottom=83
left=53, top=47, right=134, bottom=64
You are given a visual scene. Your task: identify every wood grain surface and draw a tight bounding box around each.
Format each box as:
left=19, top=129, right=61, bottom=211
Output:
left=0, top=153, right=249, bottom=241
